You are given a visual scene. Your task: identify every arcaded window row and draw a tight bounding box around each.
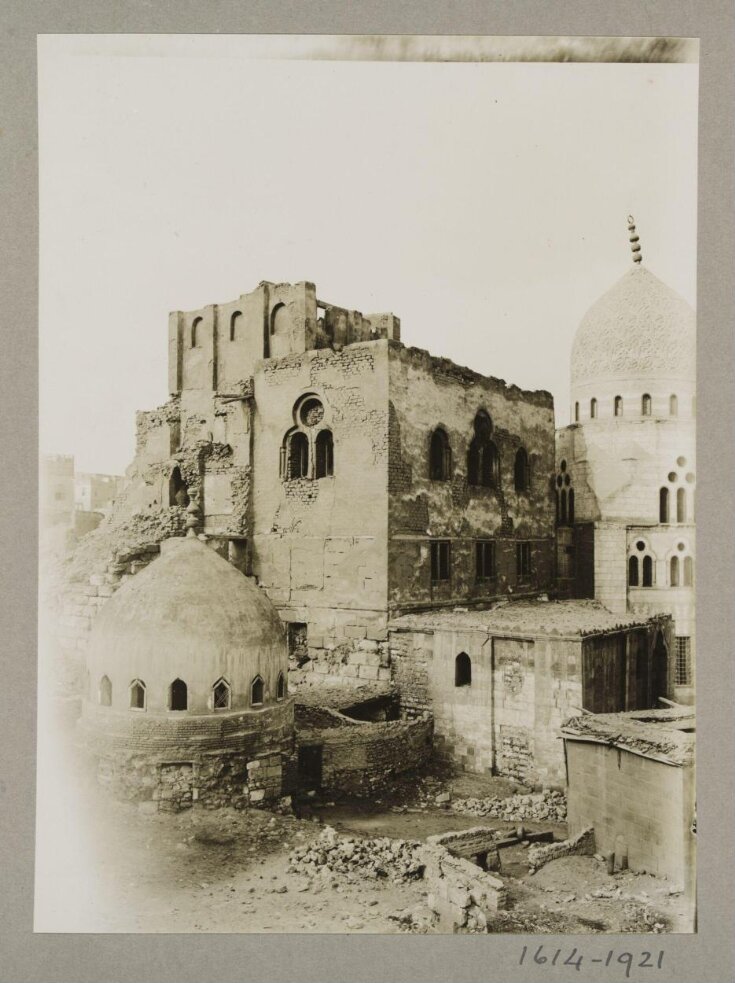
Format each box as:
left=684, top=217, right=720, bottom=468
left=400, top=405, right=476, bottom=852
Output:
left=96, top=673, right=286, bottom=710
left=429, top=412, right=531, bottom=492
left=628, top=539, right=694, bottom=588
left=574, top=393, right=690, bottom=422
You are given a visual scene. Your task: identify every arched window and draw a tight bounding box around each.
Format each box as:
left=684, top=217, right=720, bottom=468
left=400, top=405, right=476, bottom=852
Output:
left=659, top=487, right=670, bottom=523
left=169, top=466, right=189, bottom=507
left=574, top=402, right=579, bottom=423
left=514, top=447, right=530, bottom=492
left=642, top=555, right=654, bottom=587
left=628, top=555, right=639, bottom=587
left=288, top=431, right=309, bottom=479
left=614, top=395, right=623, bottom=417
left=191, top=316, right=202, bottom=348
left=642, top=393, right=652, bottom=416
left=99, top=675, right=112, bottom=707
left=130, top=679, right=146, bottom=710
left=429, top=428, right=451, bottom=481
left=213, top=677, right=231, bottom=710
left=677, top=488, right=687, bottom=523
left=455, top=652, right=472, bottom=687
left=270, top=302, right=287, bottom=335
left=683, top=556, right=693, bottom=586
left=590, top=398, right=597, bottom=419
left=669, top=394, right=678, bottom=416
left=467, top=412, right=498, bottom=488
left=277, top=672, right=286, bottom=701
left=169, top=678, right=187, bottom=711
left=230, top=310, right=242, bottom=342
left=568, top=488, right=575, bottom=524
left=560, top=488, right=568, bottom=524
left=555, top=490, right=560, bottom=525
left=315, top=429, right=334, bottom=479
left=251, top=676, right=264, bottom=706
left=670, top=555, right=680, bottom=586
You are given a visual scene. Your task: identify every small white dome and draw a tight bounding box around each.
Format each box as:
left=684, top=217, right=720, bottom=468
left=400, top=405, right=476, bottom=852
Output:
left=571, top=266, right=696, bottom=388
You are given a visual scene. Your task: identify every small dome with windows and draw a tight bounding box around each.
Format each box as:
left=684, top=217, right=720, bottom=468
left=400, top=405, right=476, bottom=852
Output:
left=85, top=535, right=288, bottom=714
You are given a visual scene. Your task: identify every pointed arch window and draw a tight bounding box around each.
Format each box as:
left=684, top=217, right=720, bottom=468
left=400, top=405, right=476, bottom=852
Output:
left=614, top=395, right=623, bottom=417
left=99, top=675, right=112, bottom=707
left=213, top=677, right=231, bottom=710
left=455, top=652, right=472, bottom=687
left=659, top=487, right=670, bottom=523
left=590, top=398, right=597, bottom=419
left=467, top=412, right=498, bottom=488
left=628, top=555, right=639, bottom=587
left=669, top=394, right=678, bottom=416
left=191, top=316, right=203, bottom=348
left=642, top=393, right=652, bottom=416
left=429, top=428, right=452, bottom=481
left=642, top=555, right=654, bottom=587
left=277, top=672, right=286, bottom=701
left=677, top=488, right=687, bottom=523
left=514, top=447, right=530, bottom=492
left=130, top=679, right=146, bottom=710
left=315, top=429, right=334, bottom=479
left=251, top=676, right=264, bottom=706
left=230, top=310, right=242, bottom=342
left=169, top=678, right=188, bottom=711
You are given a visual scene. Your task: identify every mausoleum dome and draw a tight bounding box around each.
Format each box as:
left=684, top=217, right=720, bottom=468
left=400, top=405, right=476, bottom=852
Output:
left=571, top=265, right=696, bottom=390
left=85, top=536, right=288, bottom=713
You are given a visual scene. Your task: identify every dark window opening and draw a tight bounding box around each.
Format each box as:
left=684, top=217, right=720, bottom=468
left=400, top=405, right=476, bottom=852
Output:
left=130, top=679, right=146, bottom=710
left=169, top=678, right=188, bottom=711
left=670, top=555, right=679, bottom=586
left=628, top=555, right=639, bottom=587
left=287, top=432, right=309, bottom=479
left=574, top=402, right=579, bottom=422
left=169, top=467, right=190, bottom=507
left=468, top=438, right=499, bottom=488
left=277, top=672, right=286, bottom=700
left=642, top=393, right=652, bottom=416
left=614, top=395, right=623, bottom=417
left=642, top=554, right=654, bottom=587
left=677, top=487, right=687, bottom=523
left=516, top=541, right=532, bottom=579
left=475, top=540, right=496, bottom=581
left=230, top=310, right=242, bottom=341
left=590, top=398, right=597, bottom=419
left=568, top=488, right=575, bottom=524
left=315, top=429, right=334, bottom=478
left=430, top=540, right=451, bottom=583
left=659, top=486, right=669, bottom=523
left=191, top=316, right=202, bottom=348
left=559, top=488, right=568, bottom=525
left=455, top=652, right=472, bottom=687
left=429, top=428, right=451, bottom=481
left=99, top=675, right=112, bottom=707
left=251, top=676, right=264, bottom=706
left=213, top=678, right=231, bottom=710
left=669, top=394, right=678, bottom=416
left=675, top=637, right=692, bottom=686
left=514, top=447, right=530, bottom=492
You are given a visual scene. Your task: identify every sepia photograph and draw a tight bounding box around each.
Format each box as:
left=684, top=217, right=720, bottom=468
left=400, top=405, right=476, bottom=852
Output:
left=35, top=33, right=699, bottom=937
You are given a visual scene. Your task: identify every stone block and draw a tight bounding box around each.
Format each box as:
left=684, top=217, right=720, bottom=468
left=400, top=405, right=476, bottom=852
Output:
left=377, top=668, right=391, bottom=682
left=366, top=627, right=388, bottom=642
left=342, top=665, right=360, bottom=677
left=249, top=789, right=265, bottom=803
left=344, top=625, right=367, bottom=639
left=357, top=639, right=380, bottom=653
left=358, top=665, right=380, bottom=681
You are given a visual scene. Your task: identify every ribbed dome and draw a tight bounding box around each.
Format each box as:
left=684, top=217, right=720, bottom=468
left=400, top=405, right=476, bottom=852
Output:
left=571, top=266, right=696, bottom=387
left=86, top=536, right=287, bottom=711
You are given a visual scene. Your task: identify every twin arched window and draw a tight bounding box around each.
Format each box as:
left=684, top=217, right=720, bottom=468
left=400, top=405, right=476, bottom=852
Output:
left=429, top=428, right=452, bottom=481
left=468, top=412, right=499, bottom=488
left=660, top=485, right=689, bottom=524
left=670, top=554, right=694, bottom=587
left=628, top=540, right=654, bottom=588
left=455, top=652, right=472, bottom=687
left=282, top=397, right=334, bottom=481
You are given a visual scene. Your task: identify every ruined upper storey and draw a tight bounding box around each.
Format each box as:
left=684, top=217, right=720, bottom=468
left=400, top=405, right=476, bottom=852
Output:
left=168, top=280, right=401, bottom=395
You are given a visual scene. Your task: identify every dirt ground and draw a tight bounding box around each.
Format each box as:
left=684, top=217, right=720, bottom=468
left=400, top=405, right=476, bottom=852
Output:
left=34, top=734, right=695, bottom=935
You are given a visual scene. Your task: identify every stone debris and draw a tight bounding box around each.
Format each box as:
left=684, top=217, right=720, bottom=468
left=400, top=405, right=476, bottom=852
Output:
left=287, top=826, right=424, bottom=883
left=452, top=789, right=567, bottom=823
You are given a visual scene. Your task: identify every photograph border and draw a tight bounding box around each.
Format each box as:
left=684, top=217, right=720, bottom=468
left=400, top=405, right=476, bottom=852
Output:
left=1, top=2, right=733, bottom=981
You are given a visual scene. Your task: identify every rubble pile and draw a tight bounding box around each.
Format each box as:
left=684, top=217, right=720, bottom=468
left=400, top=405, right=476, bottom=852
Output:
left=452, top=789, right=567, bottom=822
left=287, top=827, right=425, bottom=883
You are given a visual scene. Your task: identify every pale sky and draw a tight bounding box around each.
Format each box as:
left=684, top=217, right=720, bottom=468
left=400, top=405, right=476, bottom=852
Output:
left=38, top=36, right=699, bottom=475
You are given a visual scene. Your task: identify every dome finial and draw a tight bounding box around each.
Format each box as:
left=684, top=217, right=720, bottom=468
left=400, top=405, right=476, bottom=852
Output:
left=185, top=497, right=202, bottom=537
left=627, top=215, right=642, bottom=264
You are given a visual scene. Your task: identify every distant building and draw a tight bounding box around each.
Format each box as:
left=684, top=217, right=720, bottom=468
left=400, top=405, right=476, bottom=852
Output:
left=41, top=454, right=75, bottom=528
left=74, top=472, right=124, bottom=516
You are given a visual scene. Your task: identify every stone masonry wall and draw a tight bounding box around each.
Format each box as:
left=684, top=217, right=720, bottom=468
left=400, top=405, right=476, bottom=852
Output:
left=421, top=841, right=507, bottom=932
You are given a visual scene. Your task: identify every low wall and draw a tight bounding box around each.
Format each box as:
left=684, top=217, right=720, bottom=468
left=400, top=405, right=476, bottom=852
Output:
left=427, top=827, right=501, bottom=872
left=527, top=826, right=595, bottom=873
left=298, top=716, right=433, bottom=796
left=421, top=842, right=507, bottom=931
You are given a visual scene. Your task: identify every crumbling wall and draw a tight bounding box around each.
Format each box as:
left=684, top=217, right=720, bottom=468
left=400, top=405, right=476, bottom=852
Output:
left=421, top=841, right=507, bottom=931
left=427, top=827, right=502, bottom=872
left=527, top=827, right=595, bottom=873
left=386, top=344, right=556, bottom=612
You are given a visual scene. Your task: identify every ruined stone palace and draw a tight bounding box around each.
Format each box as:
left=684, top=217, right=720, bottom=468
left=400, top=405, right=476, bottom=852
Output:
left=56, top=222, right=694, bottom=811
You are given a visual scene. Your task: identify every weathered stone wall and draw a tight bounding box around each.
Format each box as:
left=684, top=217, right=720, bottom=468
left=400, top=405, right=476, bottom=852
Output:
left=565, top=738, right=695, bottom=886
left=527, top=826, right=595, bottom=873
left=427, top=827, right=502, bottom=872
left=297, top=716, right=432, bottom=796
left=421, top=841, right=507, bottom=931
left=387, top=344, right=556, bottom=613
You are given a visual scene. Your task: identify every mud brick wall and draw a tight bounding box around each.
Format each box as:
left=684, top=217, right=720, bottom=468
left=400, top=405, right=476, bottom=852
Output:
left=386, top=629, right=431, bottom=717
left=565, top=739, right=695, bottom=886
left=386, top=343, right=556, bottom=613
left=421, top=842, right=507, bottom=932
left=297, top=717, right=433, bottom=796
left=528, top=827, right=595, bottom=873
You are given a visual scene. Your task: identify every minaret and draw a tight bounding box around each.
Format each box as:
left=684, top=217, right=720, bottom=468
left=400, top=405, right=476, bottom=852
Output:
left=627, top=215, right=643, bottom=264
